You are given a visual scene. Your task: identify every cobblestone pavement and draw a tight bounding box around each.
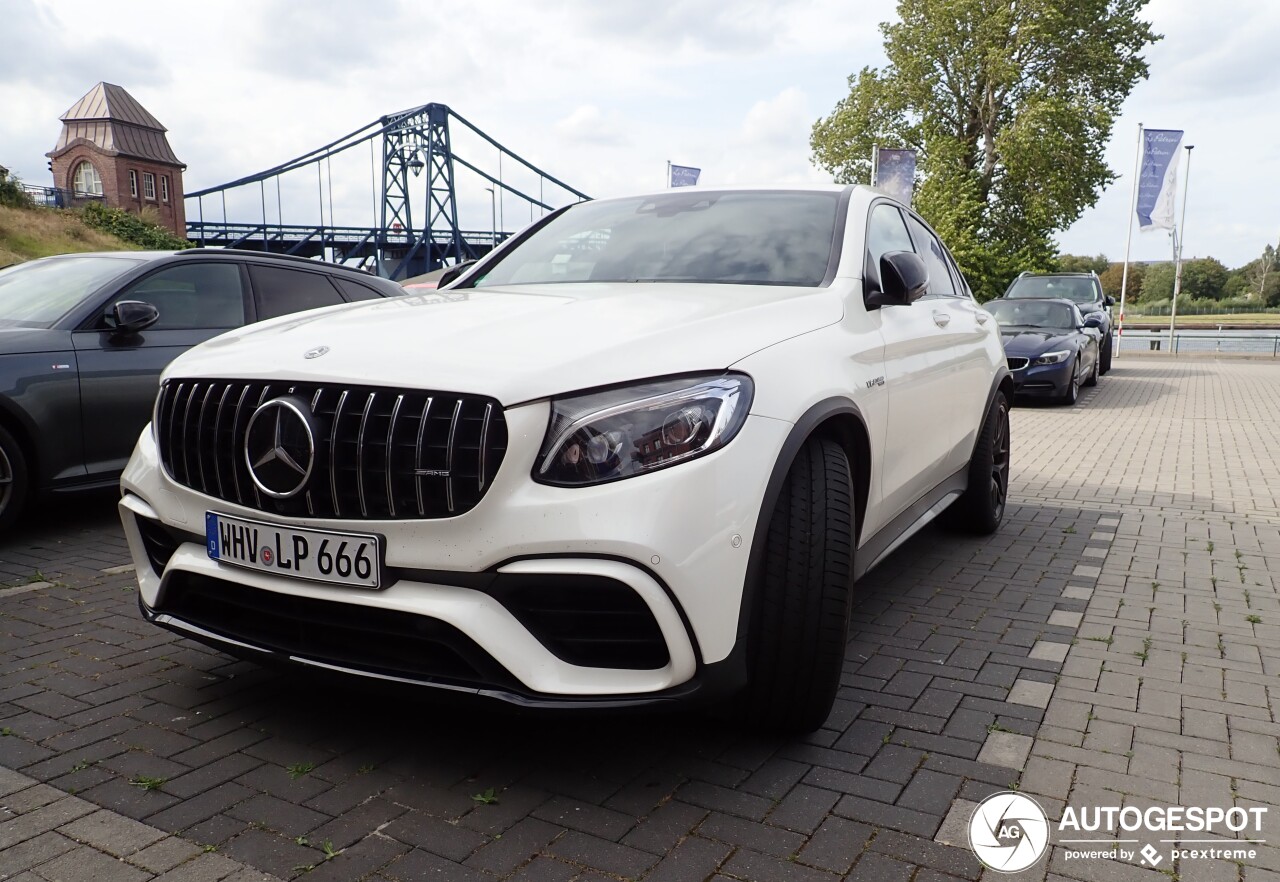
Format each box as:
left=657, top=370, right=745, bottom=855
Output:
left=1, top=357, right=1277, bottom=882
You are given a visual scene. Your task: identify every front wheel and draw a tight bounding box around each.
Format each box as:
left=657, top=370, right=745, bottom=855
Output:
left=0, top=425, right=30, bottom=533
left=1060, top=359, right=1080, bottom=405
left=736, top=436, right=854, bottom=732
left=941, top=391, right=1010, bottom=535
left=1084, top=351, right=1099, bottom=387
left=1100, top=332, right=1113, bottom=374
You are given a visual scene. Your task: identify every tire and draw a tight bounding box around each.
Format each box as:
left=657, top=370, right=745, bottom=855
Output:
left=1084, top=351, right=1099, bottom=387
left=1061, top=359, right=1080, bottom=405
left=1100, top=331, right=1112, bottom=374
left=737, top=436, right=854, bottom=733
left=0, top=425, right=30, bottom=533
left=941, top=391, right=1010, bottom=535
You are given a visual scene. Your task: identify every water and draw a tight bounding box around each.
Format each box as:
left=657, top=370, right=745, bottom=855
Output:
left=1116, top=328, right=1280, bottom=355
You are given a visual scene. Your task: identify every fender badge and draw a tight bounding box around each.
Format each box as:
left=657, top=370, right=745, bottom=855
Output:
left=304, top=346, right=330, bottom=360
left=52, top=364, right=71, bottom=370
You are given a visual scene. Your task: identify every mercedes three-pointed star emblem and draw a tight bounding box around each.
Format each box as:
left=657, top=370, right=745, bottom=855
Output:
left=244, top=398, right=316, bottom=499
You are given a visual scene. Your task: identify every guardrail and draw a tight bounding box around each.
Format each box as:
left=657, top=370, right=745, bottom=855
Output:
left=1118, top=329, right=1280, bottom=356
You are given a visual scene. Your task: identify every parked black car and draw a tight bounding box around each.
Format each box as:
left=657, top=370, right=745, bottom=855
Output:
left=985, top=298, right=1102, bottom=405
left=1000, top=272, right=1114, bottom=374
left=0, top=250, right=404, bottom=529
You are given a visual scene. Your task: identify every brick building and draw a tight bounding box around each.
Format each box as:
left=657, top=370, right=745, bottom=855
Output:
left=47, top=82, right=187, bottom=236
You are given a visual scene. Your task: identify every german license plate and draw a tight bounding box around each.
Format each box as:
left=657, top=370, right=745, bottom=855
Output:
left=205, top=512, right=382, bottom=589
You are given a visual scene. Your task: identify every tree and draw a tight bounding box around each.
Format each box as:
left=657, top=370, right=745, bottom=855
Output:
left=1177, top=258, right=1229, bottom=301
left=1099, top=261, right=1144, bottom=302
left=1057, top=254, right=1109, bottom=274
left=1140, top=262, right=1175, bottom=302
left=811, top=0, right=1158, bottom=300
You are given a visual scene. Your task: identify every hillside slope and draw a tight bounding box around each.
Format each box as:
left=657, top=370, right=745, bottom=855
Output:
left=0, top=204, right=138, bottom=267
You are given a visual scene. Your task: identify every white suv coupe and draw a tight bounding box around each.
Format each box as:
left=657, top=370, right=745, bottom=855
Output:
left=120, top=186, right=1012, bottom=731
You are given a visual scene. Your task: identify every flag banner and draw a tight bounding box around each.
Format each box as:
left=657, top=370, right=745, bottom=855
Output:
left=875, top=148, right=916, bottom=205
left=669, top=164, right=701, bottom=187
left=1136, top=129, right=1183, bottom=230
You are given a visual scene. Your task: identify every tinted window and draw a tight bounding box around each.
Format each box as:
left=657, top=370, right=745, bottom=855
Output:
left=985, top=299, right=1077, bottom=329
left=114, top=263, right=246, bottom=330
left=865, top=203, right=915, bottom=290
left=1006, top=276, right=1098, bottom=304
left=334, top=278, right=386, bottom=302
left=249, top=265, right=344, bottom=320
left=0, top=256, right=144, bottom=328
left=473, top=191, right=840, bottom=288
left=904, top=216, right=956, bottom=297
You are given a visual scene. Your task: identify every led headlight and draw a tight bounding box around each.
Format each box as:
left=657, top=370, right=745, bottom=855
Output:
left=1033, top=350, right=1071, bottom=365
left=536, top=374, right=754, bottom=486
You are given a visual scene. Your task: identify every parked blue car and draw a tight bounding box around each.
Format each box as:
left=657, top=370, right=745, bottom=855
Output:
left=984, top=298, right=1102, bottom=405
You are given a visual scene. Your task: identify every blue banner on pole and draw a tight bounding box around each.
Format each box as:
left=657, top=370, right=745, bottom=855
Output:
left=875, top=148, right=916, bottom=205
left=1136, top=129, right=1183, bottom=230
left=669, top=164, right=701, bottom=188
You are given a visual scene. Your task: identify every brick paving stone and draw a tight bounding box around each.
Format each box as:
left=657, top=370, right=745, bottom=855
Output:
left=58, top=808, right=167, bottom=857
left=642, top=835, right=732, bottom=882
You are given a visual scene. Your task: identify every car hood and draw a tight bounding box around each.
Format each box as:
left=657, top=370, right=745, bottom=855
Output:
left=1000, top=329, right=1075, bottom=355
left=0, top=327, right=72, bottom=355
left=166, top=282, right=844, bottom=404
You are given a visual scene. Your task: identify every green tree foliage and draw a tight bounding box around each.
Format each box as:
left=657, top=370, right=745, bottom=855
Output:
left=0, top=174, right=34, bottom=209
left=811, top=0, right=1157, bottom=300
left=1098, top=261, right=1144, bottom=302
left=1177, top=258, right=1228, bottom=301
left=80, top=201, right=190, bottom=251
left=1056, top=254, right=1109, bottom=274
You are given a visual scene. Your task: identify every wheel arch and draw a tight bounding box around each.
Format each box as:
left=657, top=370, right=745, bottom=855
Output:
left=0, top=398, right=41, bottom=488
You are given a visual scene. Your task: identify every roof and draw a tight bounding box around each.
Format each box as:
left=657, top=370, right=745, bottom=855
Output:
left=49, top=83, right=184, bottom=167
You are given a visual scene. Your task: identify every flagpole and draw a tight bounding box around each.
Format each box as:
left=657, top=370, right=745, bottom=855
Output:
left=1116, top=122, right=1143, bottom=358
left=1168, top=145, right=1194, bottom=353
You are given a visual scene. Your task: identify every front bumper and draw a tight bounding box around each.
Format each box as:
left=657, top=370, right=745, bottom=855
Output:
left=120, top=401, right=791, bottom=705
left=1009, top=358, right=1073, bottom=397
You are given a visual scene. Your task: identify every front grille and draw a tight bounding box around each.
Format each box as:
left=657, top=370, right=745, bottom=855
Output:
left=156, top=379, right=507, bottom=520
left=159, top=572, right=520, bottom=689
left=1007, top=357, right=1029, bottom=371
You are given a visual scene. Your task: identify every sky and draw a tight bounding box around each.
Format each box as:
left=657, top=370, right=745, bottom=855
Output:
left=2, top=0, right=1277, bottom=270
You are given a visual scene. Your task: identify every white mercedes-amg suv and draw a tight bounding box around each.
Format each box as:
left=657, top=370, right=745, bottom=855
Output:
left=120, top=185, right=1012, bottom=731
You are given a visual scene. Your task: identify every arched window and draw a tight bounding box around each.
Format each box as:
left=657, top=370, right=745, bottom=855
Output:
left=72, top=161, right=103, bottom=196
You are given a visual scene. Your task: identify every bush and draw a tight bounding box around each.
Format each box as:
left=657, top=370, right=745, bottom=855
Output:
left=80, top=201, right=190, bottom=250
left=0, top=175, right=33, bottom=209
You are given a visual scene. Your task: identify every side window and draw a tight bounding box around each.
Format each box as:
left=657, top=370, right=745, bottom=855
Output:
left=110, top=263, right=246, bottom=330
left=333, top=278, right=385, bottom=302
left=945, top=253, right=972, bottom=300
left=248, top=265, right=345, bottom=320
left=865, top=203, right=915, bottom=291
left=904, top=215, right=957, bottom=298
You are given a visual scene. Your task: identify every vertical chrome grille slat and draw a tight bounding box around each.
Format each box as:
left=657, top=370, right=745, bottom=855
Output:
left=211, top=384, right=233, bottom=499
left=414, top=396, right=434, bottom=517
left=478, top=402, right=493, bottom=492
left=355, top=392, right=376, bottom=519
left=159, top=381, right=505, bottom=521
left=445, top=399, right=462, bottom=514
left=385, top=394, right=404, bottom=518
left=330, top=390, right=349, bottom=517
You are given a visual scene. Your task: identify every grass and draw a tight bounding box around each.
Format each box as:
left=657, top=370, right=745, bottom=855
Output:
left=286, top=762, right=316, bottom=779
left=1124, top=313, right=1280, bottom=327
left=128, top=775, right=167, bottom=791
left=0, top=204, right=136, bottom=267
left=470, top=787, right=500, bottom=805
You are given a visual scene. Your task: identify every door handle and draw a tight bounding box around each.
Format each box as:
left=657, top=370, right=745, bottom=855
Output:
left=932, top=311, right=951, bottom=328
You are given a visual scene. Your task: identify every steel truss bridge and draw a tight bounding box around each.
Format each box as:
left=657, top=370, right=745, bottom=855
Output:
left=185, top=103, right=590, bottom=280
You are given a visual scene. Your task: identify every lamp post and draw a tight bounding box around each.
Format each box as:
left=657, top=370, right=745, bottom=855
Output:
left=484, top=186, right=497, bottom=252
left=1168, top=144, right=1194, bottom=352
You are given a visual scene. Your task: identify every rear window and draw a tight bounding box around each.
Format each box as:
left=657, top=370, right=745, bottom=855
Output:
left=472, top=191, right=841, bottom=288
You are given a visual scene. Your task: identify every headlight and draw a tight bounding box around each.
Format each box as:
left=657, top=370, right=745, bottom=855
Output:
left=536, top=374, right=754, bottom=486
left=1033, top=350, right=1071, bottom=365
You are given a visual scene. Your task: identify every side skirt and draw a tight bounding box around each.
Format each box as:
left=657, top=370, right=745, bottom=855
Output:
left=854, top=466, right=967, bottom=580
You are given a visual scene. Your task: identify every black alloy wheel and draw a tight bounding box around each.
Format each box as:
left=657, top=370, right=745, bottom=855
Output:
left=942, top=391, right=1010, bottom=535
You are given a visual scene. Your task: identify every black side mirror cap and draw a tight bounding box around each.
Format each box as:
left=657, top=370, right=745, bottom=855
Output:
left=112, top=300, right=160, bottom=335
left=867, top=251, right=929, bottom=308
left=1104, top=295, right=1115, bottom=306
left=438, top=259, right=478, bottom=289
left=1083, top=314, right=1104, bottom=329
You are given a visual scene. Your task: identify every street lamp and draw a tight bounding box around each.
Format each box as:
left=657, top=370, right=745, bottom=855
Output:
left=484, top=186, right=497, bottom=251
left=1168, top=144, right=1194, bottom=351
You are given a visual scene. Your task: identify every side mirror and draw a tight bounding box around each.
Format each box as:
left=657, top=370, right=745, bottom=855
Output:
left=1104, top=295, right=1115, bottom=307
left=867, top=251, right=929, bottom=308
left=437, top=259, right=478, bottom=289
left=112, top=300, right=160, bottom=335
left=1083, top=314, right=1104, bottom=329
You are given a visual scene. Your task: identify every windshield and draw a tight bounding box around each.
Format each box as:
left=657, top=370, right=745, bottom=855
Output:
left=472, top=191, right=840, bottom=288
left=986, top=299, right=1076, bottom=330
left=1005, top=276, right=1097, bottom=304
left=0, top=256, right=144, bottom=328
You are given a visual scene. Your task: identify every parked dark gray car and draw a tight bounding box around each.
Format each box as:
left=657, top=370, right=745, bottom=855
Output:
left=0, top=250, right=404, bottom=529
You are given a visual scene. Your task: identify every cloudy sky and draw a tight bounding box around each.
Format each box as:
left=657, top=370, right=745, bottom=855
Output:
left=2, top=0, right=1276, bottom=269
